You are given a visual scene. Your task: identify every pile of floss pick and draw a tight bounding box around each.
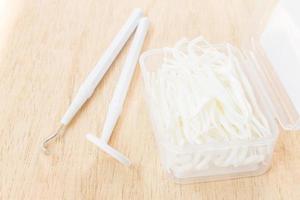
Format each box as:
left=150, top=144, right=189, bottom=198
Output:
left=141, top=37, right=273, bottom=175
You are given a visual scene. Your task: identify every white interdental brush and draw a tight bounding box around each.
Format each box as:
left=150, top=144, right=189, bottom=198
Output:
left=41, top=9, right=144, bottom=154
left=86, top=17, right=150, bottom=166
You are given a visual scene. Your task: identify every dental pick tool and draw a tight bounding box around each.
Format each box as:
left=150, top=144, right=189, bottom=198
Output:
left=86, top=17, right=150, bottom=166
left=41, top=9, right=144, bottom=154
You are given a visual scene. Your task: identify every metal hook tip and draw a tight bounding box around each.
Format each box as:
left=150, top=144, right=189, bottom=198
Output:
left=41, top=124, right=65, bottom=154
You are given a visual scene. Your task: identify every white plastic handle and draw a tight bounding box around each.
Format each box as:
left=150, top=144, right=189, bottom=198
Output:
left=101, top=17, right=150, bottom=143
left=60, top=8, right=143, bottom=125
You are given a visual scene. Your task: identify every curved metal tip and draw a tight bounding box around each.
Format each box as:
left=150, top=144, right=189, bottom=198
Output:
left=41, top=125, right=65, bottom=155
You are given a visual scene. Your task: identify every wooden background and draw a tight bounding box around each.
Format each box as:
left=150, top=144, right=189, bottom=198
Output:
left=1, top=0, right=300, bottom=199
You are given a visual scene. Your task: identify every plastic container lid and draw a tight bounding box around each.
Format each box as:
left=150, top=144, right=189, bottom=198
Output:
left=260, top=0, right=300, bottom=130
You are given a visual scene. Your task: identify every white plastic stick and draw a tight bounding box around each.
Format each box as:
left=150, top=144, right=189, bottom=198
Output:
left=42, top=8, right=143, bottom=153
left=86, top=17, right=150, bottom=165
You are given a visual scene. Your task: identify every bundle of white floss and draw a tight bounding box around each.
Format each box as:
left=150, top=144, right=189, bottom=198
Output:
left=141, top=37, right=273, bottom=176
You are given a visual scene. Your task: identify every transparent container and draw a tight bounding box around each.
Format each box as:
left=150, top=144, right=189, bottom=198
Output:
left=139, top=0, right=300, bottom=183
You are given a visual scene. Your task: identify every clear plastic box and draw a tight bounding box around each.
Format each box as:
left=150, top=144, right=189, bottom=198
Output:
left=139, top=0, right=300, bottom=183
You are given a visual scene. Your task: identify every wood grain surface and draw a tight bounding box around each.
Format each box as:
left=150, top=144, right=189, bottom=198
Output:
left=1, top=0, right=300, bottom=199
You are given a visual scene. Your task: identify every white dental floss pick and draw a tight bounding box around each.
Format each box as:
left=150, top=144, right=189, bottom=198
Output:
left=41, top=9, right=144, bottom=154
left=86, top=17, right=150, bottom=166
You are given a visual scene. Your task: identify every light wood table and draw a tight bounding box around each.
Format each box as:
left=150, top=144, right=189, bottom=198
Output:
left=1, top=0, right=300, bottom=199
